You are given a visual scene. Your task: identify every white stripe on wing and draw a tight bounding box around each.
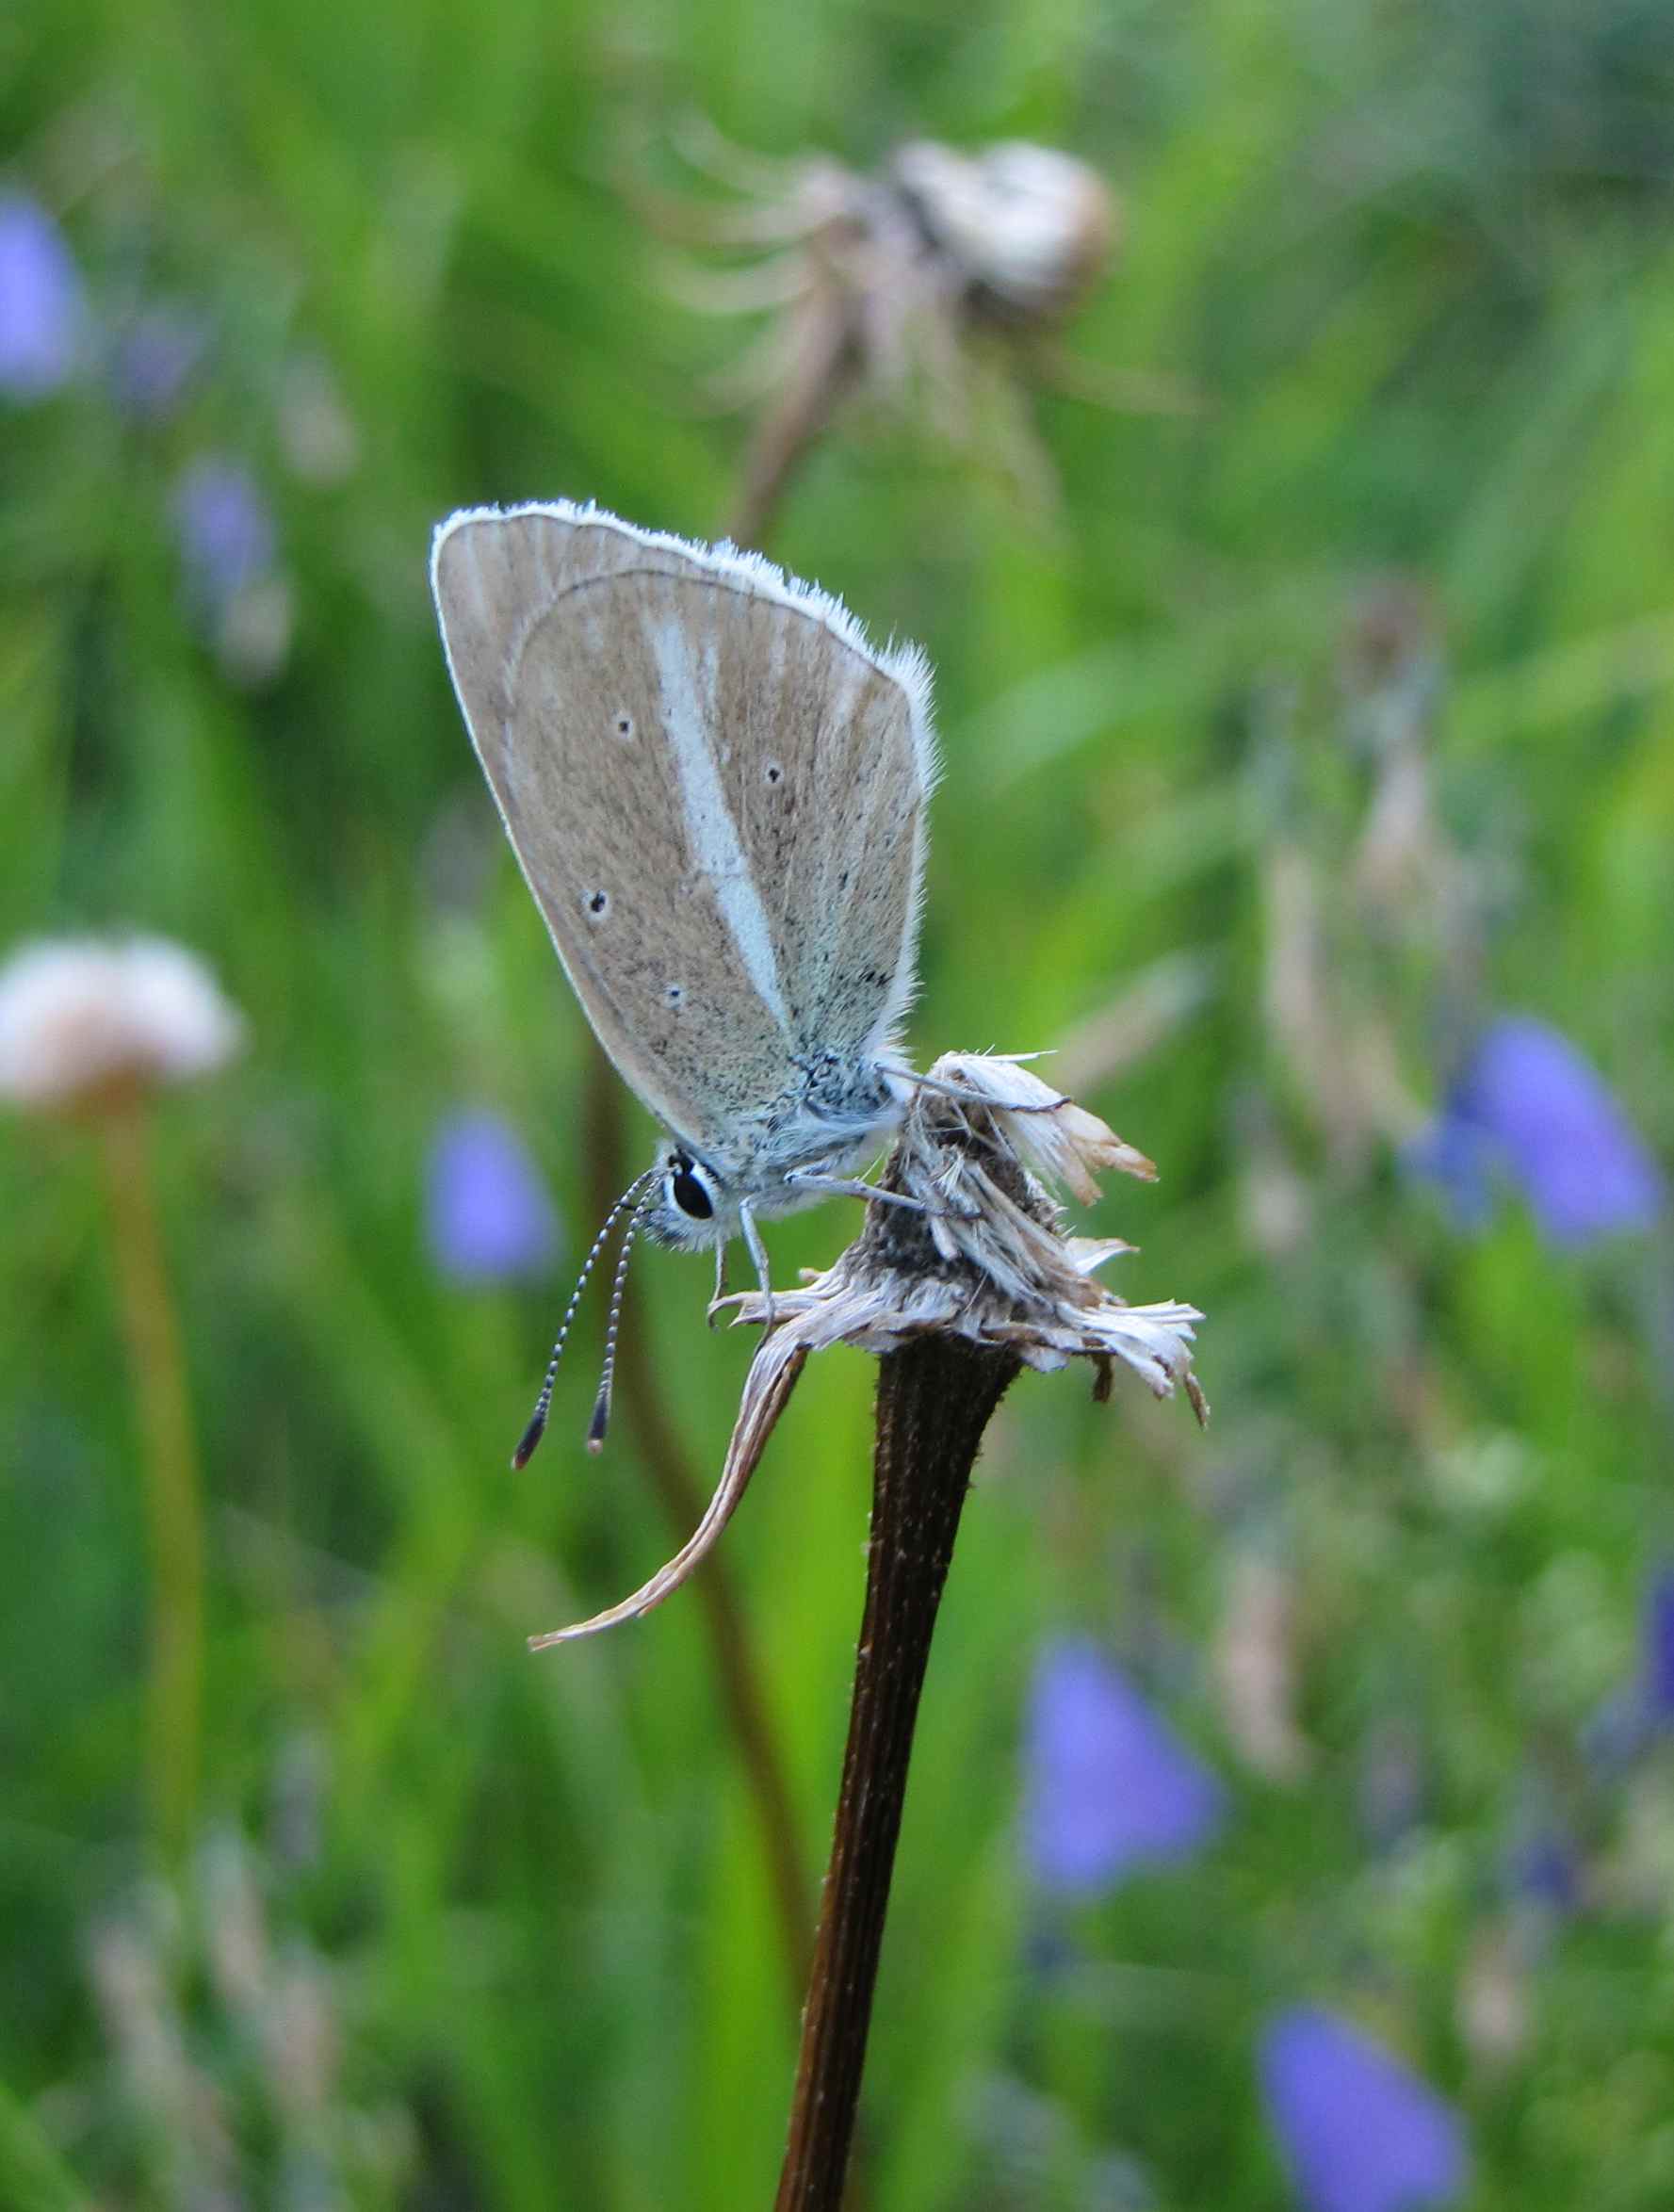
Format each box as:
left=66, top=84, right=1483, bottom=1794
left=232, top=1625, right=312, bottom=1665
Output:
left=648, top=611, right=791, bottom=1031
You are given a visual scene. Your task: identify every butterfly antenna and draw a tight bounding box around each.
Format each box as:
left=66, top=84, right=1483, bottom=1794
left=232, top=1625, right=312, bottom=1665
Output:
left=512, top=1169, right=656, bottom=1470
left=586, top=1183, right=657, bottom=1456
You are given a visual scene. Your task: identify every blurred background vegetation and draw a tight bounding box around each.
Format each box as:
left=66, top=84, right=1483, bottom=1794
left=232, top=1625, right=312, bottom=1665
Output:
left=5, top=0, right=1674, bottom=2204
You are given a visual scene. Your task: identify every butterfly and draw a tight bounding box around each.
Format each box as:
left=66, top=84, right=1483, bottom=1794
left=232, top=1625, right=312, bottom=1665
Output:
left=431, top=499, right=937, bottom=1458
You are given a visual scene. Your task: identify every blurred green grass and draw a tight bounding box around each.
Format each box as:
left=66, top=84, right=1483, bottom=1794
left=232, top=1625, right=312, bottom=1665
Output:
left=5, top=0, right=1674, bottom=2204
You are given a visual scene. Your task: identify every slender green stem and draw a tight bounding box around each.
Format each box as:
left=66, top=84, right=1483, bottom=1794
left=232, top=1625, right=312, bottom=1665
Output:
left=96, top=1105, right=204, bottom=1867
left=0, top=2074, right=92, bottom=2212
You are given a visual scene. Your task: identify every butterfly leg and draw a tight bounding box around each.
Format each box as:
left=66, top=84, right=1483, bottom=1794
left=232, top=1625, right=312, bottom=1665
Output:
left=787, top=1166, right=928, bottom=1212
left=707, top=1240, right=731, bottom=1328
left=906, top=1067, right=1066, bottom=1114
left=786, top=1167, right=980, bottom=1222
left=738, top=1200, right=777, bottom=1329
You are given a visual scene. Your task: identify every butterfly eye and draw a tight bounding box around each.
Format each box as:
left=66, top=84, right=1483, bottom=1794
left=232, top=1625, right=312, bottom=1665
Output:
left=668, top=1154, right=715, bottom=1221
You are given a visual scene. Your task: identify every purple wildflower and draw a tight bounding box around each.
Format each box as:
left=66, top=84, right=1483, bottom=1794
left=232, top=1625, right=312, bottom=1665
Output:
left=1581, top=1682, right=1654, bottom=1777
left=1260, top=2008, right=1469, bottom=2212
left=171, top=456, right=277, bottom=611
left=1506, top=1827, right=1580, bottom=1916
left=0, top=192, right=85, bottom=398
left=1020, top=1640, right=1225, bottom=1895
left=1643, top=1568, right=1674, bottom=1723
left=1409, top=1016, right=1665, bottom=1248
left=111, top=307, right=203, bottom=422
left=1357, top=1721, right=1425, bottom=1855
left=1582, top=1570, right=1674, bottom=1775
left=426, top=1110, right=560, bottom=1285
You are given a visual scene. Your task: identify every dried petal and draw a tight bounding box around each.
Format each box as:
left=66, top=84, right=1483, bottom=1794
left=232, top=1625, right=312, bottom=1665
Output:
left=932, top=1052, right=1156, bottom=1202
left=527, top=1335, right=808, bottom=1647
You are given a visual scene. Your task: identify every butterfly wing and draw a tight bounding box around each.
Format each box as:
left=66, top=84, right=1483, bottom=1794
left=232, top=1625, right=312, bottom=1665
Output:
left=431, top=500, right=934, bottom=1164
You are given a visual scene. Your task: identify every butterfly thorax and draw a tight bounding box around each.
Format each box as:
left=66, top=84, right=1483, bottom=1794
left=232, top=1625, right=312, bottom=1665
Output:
left=643, top=1049, right=911, bottom=1249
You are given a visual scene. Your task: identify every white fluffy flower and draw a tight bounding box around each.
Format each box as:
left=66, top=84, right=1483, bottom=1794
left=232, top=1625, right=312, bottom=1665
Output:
left=0, top=935, right=244, bottom=1114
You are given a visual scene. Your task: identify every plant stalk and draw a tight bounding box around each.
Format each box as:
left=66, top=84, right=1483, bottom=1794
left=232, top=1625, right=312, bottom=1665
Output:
left=724, top=294, right=854, bottom=548
left=96, top=1104, right=204, bottom=1868
left=774, top=1335, right=1021, bottom=2211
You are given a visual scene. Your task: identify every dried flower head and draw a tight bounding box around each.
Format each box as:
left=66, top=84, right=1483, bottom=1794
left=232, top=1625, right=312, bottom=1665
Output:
left=739, top=1053, right=1200, bottom=1385
left=0, top=935, right=244, bottom=1116
left=529, top=1050, right=1202, bottom=1648
left=634, top=120, right=1187, bottom=535
left=887, top=139, right=1119, bottom=326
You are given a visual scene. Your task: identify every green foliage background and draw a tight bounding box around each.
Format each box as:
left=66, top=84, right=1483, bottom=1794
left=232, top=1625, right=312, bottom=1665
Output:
left=5, top=0, right=1674, bottom=2204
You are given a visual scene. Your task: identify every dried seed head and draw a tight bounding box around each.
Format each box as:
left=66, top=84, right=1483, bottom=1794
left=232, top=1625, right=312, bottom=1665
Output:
left=733, top=1053, right=1200, bottom=1400
left=889, top=140, right=1120, bottom=325
left=527, top=1050, right=1204, bottom=1647
left=635, top=121, right=1140, bottom=531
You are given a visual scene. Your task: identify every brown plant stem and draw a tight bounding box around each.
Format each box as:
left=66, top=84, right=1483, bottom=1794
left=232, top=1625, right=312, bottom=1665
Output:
left=774, top=1336, right=1021, bottom=2212
left=724, top=292, right=853, bottom=548
left=580, top=1047, right=813, bottom=2011
left=96, top=1103, right=204, bottom=1868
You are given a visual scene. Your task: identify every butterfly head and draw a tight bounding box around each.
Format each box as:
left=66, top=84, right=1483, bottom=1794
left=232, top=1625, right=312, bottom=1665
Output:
left=645, top=1145, right=734, bottom=1250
